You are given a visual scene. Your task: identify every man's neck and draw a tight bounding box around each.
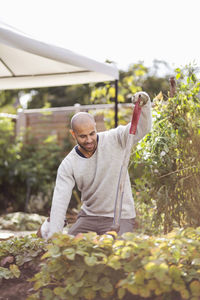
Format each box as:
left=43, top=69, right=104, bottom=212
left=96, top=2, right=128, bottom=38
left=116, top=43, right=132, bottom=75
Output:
left=78, top=145, right=96, bottom=158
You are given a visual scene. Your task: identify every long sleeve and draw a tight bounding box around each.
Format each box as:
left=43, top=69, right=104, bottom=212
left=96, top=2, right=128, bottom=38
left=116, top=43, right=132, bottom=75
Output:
left=115, top=99, right=152, bottom=148
left=47, top=159, right=75, bottom=239
left=132, top=98, right=152, bottom=143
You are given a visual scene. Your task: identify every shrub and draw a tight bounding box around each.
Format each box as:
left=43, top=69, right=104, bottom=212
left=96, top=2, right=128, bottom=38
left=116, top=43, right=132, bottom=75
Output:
left=0, top=117, right=21, bottom=211
left=28, top=227, right=200, bottom=300
left=130, top=65, right=200, bottom=233
left=0, top=117, right=63, bottom=213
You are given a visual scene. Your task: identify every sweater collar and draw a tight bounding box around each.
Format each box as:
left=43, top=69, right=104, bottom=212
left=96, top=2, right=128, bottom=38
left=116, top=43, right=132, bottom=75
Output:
left=75, top=135, right=99, bottom=158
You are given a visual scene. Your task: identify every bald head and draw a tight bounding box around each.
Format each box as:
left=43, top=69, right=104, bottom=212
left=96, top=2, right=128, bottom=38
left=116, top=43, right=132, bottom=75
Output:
left=71, top=112, right=96, bottom=132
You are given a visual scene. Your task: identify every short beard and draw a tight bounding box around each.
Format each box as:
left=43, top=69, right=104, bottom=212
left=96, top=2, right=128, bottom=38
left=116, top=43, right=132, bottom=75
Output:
left=78, top=142, right=96, bottom=153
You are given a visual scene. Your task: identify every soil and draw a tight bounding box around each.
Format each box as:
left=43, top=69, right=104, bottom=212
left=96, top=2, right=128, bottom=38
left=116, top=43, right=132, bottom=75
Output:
left=0, top=259, right=40, bottom=300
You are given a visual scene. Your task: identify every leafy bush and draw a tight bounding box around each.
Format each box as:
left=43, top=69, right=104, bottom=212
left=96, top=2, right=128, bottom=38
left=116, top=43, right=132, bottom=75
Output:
left=0, top=118, right=63, bottom=213
left=27, top=227, right=200, bottom=300
left=130, top=65, right=200, bottom=233
left=0, top=117, right=20, bottom=211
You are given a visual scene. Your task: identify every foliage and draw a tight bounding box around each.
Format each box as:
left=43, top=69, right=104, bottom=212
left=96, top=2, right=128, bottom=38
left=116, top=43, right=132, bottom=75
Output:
left=91, top=63, right=145, bottom=105
left=0, top=118, right=62, bottom=213
left=0, top=117, right=20, bottom=211
left=0, top=235, right=45, bottom=282
left=130, top=65, right=200, bottom=233
left=27, top=84, right=91, bottom=109
left=0, top=89, right=21, bottom=113
left=90, top=62, right=170, bottom=108
left=27, top=227, right=200, bottom=300
left=0, top=212, right=46, bottom=231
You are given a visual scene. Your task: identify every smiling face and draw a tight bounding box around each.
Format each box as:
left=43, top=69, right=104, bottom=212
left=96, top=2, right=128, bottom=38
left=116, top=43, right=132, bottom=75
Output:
left=70, top=113, right=98, bottom=158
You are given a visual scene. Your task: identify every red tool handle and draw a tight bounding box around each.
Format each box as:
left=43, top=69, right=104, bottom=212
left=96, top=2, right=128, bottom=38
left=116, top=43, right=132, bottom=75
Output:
left=129, top=99, right=142, bottom=135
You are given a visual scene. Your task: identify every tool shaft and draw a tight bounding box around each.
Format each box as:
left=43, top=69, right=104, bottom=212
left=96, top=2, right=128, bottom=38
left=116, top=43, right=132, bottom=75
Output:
left=111, top=100, right=142, bottom=232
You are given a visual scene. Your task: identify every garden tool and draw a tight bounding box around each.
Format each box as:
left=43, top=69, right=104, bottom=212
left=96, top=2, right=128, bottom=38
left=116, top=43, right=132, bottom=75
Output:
left=110, top=91, right=150, bottom=233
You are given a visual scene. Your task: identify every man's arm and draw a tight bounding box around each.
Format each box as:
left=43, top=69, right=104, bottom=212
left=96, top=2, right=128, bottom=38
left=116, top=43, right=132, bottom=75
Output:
left=40, top=159, right=75, bottom=239
left=116, top=98, right=152, bottom=148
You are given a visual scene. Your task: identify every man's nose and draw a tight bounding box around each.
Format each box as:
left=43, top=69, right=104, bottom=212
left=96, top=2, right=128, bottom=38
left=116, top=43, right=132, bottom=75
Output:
left=86, top=135, right=92, bottom=143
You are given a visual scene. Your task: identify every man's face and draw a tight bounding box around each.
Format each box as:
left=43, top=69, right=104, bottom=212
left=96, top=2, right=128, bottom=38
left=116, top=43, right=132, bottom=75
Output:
left=72, top=122, right=97, bottom=155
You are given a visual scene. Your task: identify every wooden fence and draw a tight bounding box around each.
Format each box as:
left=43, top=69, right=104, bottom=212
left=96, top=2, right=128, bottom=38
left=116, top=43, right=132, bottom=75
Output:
left=16, top=103, right=132, bottom=144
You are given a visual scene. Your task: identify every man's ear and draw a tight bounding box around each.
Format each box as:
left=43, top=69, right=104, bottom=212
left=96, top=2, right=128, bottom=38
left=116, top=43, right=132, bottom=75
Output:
left=69, top=129, right=76, bottom=140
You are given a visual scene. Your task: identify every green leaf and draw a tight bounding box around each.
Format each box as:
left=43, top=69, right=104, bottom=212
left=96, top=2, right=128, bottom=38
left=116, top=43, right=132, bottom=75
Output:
left=34, top=280, right=43, bottom=290
left=107, top=255, right=121, bottom=270
left=9, top=264, right=20, bottom=278
left=42, top=288, right=54, bottom=299
left=118, top=287, right=126, bottom=299
left=62, top=248, right=75, bottom=260
left=147, top=279, right=159, bottom=291
left=84, top=255, right=97, bottom=266
left=53, top=286, right=67, bottom=299
left=126, top=284, right=138, bottom=295
left=139, top=286, right=151, bottom=298
left=144, top=262, right=157, bottom=272
left=190, top=281, right=200, bottom=296
left=180, top=288, right=190, bottom=299
left=83, top=288, right=96, bottom=300
left=68, top=285, right=79, bottom=296
left=102, top=282, right=113, bottom=293
left=0, top=266, right=13, bottom=279
left=48, top=245, right=61, bottom=258
left=121, top=246, right=132, bottom=259
left=98, top=277, right=113, bottom=293
left=135, top=269, right=145, bottom=284
left=169, top=265, right=182, bottom=281
left=74, top=268, right=85, bottom=280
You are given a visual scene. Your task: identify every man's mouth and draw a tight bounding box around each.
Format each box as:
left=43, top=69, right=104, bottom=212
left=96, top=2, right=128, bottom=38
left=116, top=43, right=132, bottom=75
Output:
left=85, top=143, right=94, bottom=149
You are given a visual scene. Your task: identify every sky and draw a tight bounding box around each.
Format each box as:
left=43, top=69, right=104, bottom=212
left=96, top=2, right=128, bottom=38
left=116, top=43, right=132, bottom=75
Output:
left=0, top=0, right=200, bottom=75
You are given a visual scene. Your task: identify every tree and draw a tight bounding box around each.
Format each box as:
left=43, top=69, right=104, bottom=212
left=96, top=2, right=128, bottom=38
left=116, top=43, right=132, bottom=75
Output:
left=27, top=84, right=91, bottom=109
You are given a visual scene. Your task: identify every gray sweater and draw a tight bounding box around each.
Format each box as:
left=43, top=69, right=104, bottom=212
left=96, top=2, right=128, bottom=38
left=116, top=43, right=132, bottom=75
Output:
left=48, top=100, right=152, bottom=238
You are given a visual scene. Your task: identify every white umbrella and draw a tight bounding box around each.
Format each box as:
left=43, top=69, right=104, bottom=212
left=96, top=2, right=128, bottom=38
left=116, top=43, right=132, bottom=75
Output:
left=0, top=21, right=118, bottom=89
left=0, top=21, right=119, bottom=125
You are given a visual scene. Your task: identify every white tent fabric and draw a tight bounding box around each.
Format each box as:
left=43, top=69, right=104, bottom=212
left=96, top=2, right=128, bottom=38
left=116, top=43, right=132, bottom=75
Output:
left=0, top=22, right=119, bottom=90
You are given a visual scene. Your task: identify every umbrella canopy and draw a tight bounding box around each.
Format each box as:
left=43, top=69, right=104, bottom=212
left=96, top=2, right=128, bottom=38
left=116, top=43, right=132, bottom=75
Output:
left=0, top=21, right=119, bottom=90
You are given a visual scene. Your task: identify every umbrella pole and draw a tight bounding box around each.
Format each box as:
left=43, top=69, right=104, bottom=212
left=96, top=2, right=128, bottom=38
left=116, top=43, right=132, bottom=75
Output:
left=114, top=79, right=118, bottom=128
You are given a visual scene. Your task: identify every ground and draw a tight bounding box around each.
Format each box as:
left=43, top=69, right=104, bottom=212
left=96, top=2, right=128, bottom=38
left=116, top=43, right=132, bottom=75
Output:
left=0, top=230, right=40, bottom=300
left=0, top=262, right=38, bottom=300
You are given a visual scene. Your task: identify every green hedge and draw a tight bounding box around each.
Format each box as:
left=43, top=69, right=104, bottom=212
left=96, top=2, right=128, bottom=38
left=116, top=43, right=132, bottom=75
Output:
left=26, top=227, right=200, bottom=300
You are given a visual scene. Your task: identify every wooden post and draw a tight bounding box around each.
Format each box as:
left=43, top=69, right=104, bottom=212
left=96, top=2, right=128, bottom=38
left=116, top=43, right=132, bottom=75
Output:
left=16, top=109, right=27, bottom=137
left=169, top=76, right=176, bottom=97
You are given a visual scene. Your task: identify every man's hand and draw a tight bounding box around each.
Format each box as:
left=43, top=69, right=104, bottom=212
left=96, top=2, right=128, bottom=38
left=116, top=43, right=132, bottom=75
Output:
left=37, top=217, right=67, bottom=239
left=131, top=91, right=150, bottom=107
left=37, top=217, right=50, bottom=239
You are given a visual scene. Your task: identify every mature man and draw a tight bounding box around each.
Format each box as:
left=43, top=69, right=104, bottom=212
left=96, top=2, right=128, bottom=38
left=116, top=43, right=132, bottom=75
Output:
left=40, top=92, right=152, bottom=239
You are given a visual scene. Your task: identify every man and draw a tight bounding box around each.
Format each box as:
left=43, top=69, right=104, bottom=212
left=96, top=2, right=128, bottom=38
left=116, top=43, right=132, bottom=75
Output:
left=39, top=92, right=152, bottom=239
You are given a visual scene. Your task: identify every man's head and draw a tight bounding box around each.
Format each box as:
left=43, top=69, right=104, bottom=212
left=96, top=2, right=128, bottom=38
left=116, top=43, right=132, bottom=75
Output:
left=70, top=112, right=97, bottom=157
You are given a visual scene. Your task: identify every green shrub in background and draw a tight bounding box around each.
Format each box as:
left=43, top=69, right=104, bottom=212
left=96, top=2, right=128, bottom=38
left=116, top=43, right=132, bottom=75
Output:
left=26, top=227, right=200, bottom=300
left=130, top=65, right=200, bottom=234
left=0, top=212, right=46, bottom=231
left=0, top=118, right=63, bottom=213
left=0, top=117, right=21, bottom=211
